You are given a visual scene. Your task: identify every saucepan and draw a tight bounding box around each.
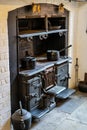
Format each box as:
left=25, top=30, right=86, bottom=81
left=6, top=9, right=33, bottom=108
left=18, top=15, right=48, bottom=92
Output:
left=47, top=45, right=72, bottom=61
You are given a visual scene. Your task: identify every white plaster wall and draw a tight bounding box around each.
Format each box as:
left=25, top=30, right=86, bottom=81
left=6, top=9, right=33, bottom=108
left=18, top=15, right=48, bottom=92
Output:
left=64, top=2, right=79, bottom=88
left=76, top=3, right=87, bottom=81
left=0, top=5, right=11, bottom=130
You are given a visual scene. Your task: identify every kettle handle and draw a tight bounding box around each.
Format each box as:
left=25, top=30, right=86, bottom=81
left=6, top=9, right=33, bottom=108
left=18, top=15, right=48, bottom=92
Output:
left=19, top=101, right=26, bottom=129
left=19, top=101, right=23, bottom=115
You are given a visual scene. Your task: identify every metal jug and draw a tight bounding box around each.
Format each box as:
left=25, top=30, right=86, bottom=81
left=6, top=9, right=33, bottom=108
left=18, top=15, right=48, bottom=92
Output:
left=11, top=101, right=32, bottom=130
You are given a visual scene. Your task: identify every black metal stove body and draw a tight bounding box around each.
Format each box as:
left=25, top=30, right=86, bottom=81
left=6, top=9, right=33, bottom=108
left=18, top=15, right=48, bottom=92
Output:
left=18, top=59, right=73, bottom=119
left=41, top=65, right=57, bottom=111
left=19, top=63, right=57, bottom=119
left=8, top=3, right=75, bottom=119
left=42, top=66, right=55, bottom=90
left=55, top=61, right=75, bottom=99
left=55, top=62, right=69, bottom=87
left=19, top=76, right=42, bottom=111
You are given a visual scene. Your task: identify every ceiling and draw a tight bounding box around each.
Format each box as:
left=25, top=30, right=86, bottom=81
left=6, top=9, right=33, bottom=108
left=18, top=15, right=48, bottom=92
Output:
left=0, top=0, right=32, bottom=5
left=0, top=0, right=87, bottom=5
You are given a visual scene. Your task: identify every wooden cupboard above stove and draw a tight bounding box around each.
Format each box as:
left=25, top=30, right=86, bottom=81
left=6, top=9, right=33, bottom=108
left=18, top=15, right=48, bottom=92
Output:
left=8, top=3, right=75, bottom=115
left=18, top=16, right=67, bottom=38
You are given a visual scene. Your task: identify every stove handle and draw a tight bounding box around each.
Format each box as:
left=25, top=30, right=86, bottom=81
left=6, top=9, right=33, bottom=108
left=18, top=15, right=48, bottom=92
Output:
left=25, top=93, right=38, bottom=100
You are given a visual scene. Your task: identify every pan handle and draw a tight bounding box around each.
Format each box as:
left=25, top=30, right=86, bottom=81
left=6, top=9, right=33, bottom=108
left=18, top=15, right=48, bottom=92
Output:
left=59, top=45, right=72, bottom=53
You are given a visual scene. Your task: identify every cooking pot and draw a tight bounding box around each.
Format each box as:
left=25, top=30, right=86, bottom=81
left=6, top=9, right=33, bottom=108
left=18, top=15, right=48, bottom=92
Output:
left=21, top=56, right=36, bottom=70
left=11, top=101, right=32, bottom=130
left=47, top=45, right=72, bottom=61
left=47, top=50, right=60, bottom=61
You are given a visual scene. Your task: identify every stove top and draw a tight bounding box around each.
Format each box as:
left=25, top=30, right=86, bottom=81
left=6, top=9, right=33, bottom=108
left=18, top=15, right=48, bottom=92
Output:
left=19, top=57, right=71, bottom=76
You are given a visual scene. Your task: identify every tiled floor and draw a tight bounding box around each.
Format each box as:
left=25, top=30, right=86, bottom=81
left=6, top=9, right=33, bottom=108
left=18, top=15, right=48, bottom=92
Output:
left=30, top=91, right=87, bottom=130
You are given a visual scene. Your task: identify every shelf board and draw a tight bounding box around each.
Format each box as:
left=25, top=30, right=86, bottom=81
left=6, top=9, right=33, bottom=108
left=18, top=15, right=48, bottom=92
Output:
left=18, top=29, right=67, bottom=38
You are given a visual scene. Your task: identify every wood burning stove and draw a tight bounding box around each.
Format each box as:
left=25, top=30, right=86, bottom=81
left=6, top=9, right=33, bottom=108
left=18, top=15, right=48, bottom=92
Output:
left=8, top=3, right=75, bottom=120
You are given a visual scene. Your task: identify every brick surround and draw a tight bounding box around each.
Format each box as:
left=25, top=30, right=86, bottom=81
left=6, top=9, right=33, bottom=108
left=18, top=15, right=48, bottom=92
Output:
left=0, top=7, right=11, bottom=130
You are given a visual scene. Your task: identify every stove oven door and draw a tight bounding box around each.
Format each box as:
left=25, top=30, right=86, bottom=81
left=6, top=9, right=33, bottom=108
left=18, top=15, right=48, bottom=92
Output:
left=27, top=76, right=42, bottom=111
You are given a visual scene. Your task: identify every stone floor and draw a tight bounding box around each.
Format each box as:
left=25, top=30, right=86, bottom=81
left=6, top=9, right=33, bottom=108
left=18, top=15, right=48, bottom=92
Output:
left=30, top=90, right=87, bottom=130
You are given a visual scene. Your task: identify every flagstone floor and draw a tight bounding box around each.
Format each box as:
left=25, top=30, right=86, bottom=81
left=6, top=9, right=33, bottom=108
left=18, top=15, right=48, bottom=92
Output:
left=30, top=91, right=87, bottom=130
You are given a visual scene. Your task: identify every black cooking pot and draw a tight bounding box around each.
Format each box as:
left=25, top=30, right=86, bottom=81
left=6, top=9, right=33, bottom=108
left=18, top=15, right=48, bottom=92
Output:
left=47, top=50, right=60, bottom=61
left=21, top=56, right=36, bottom=70
left=47, top=45, right=72, bottom=61
left=11, top=101, right=32, bottom=130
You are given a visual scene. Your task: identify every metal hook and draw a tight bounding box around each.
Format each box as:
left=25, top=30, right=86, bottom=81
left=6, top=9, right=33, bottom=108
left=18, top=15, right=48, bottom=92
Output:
left=39, top=34, right=48, bottom=40
left=59, top=32, right=63, bottom=37
left=27, top=36, right=33, bottom=42
left=43, top=34, right=48, bottom=39
left=39, top=35, right=43, bottom=40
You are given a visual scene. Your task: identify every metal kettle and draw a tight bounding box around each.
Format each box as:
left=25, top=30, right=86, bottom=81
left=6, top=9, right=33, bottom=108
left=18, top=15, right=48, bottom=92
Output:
left=11, top=101, right=32, bottom=130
